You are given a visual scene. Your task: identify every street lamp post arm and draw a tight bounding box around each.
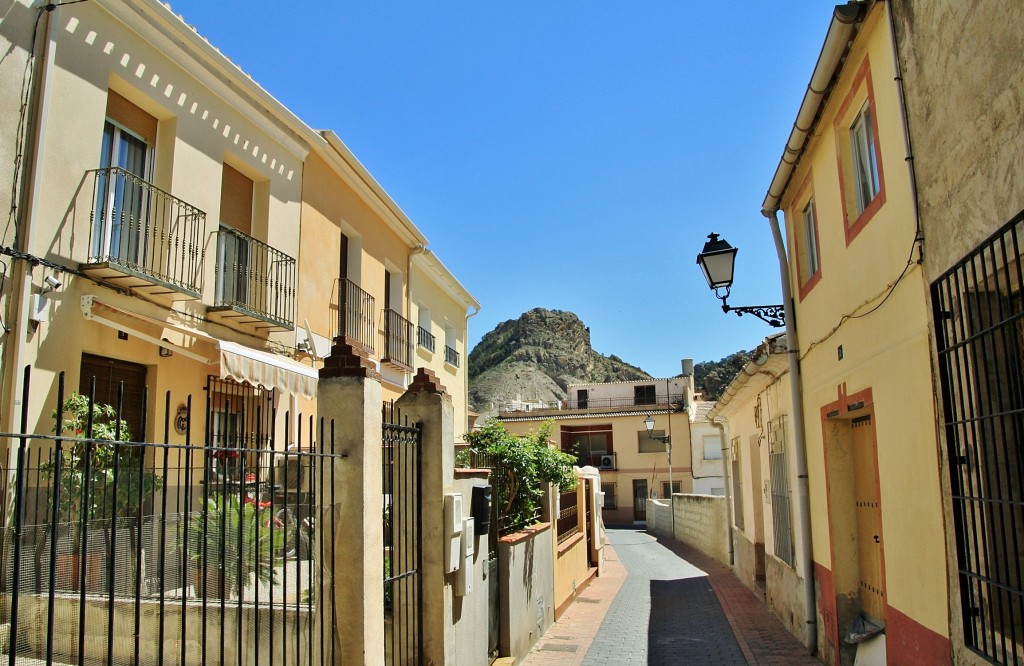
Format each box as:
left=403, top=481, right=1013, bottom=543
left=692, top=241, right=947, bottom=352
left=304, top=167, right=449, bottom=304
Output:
left=721, top=302, right=786, bottom=328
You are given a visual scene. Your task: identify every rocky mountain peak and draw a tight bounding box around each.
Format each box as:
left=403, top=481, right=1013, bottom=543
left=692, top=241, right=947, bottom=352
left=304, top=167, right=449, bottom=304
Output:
left=468, top=308, right=652, bottom=415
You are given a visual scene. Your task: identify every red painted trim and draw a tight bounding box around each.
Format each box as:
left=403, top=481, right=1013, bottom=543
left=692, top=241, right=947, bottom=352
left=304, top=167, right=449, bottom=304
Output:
left=818, top=387, right=890, bottom=649
left=885, top=604, right=952, bottom=665
left=790, top=171, right=824, bottom=302
left=832, top=56, right=887, bottom=246
left=814, top=562, right=840, bottom=665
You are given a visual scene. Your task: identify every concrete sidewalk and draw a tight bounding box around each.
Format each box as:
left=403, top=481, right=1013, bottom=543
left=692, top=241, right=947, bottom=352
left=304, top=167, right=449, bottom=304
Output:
left=521, top=528, right=820, bottom=666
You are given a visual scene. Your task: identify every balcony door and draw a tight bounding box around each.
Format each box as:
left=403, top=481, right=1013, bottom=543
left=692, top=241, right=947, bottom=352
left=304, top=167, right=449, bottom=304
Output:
left=94, top=121, right=150, bottom=264
left=93, top=91, right=156, bottom=265
left=216, top=164, right=254, bottom=307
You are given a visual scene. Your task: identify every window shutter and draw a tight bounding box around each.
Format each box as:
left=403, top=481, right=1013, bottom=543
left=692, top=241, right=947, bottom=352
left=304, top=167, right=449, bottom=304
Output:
left=105, top=90, right=157, bottom=145
left=220, top=163, right=253, bottom=234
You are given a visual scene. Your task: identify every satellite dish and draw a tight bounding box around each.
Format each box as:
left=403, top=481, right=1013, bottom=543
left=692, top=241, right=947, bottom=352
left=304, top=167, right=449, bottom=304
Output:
left=297, top=318, right=330, bottom=361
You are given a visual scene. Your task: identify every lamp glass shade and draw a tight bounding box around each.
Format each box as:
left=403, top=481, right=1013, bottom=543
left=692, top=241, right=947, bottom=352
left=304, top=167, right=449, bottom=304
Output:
left=643, top=415, right=655, bottom=433
left=696, top=234, right=738, bottom=291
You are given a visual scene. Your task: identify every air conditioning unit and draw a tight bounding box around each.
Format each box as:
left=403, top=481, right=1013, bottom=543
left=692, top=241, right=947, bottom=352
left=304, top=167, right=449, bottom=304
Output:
left=598, top=454, right=616, bottom=470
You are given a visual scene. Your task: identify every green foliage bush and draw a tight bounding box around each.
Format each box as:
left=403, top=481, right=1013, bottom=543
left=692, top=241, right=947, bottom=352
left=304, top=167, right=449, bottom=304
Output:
left=461, top=419, right=576, bottom=533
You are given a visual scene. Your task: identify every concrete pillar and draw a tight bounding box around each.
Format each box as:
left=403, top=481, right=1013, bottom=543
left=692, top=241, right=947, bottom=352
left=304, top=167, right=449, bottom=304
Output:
left=395, top=368, right=455, bottom=665
left=316, top=340, right=384, bottom=665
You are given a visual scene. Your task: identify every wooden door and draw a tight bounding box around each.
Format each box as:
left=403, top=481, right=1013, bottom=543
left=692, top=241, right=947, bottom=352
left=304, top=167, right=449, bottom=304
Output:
left=851, top=414, right=885, bottom=620
left=633, top=479, right=647, bottom=521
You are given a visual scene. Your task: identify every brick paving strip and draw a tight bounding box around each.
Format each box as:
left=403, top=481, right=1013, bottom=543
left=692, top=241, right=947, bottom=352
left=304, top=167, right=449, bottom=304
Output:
left=655, top=536, right=820, bottom=666
left=521, top=543, right=628, bottom=666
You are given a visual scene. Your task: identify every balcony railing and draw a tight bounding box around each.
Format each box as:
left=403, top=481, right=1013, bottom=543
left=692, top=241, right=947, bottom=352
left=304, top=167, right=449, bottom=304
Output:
left=212, top=227, right=296, bottom=330
left=444, top=345, right=459, bottom=368
left=500, top=393, right=687, bottom=414
left=335, top=279, right=376, bottom=353
left=83, top=167, right=204, bottom=298
left=381, top=309, right=413, bottom=371
left=417, top=326, right=435, bottom=353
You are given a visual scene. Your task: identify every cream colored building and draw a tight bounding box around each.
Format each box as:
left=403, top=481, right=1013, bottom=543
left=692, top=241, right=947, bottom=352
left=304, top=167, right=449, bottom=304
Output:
left=754, top=2, right=950, bottom=664
left=498, top=371, right=724, bottom=526
left=708, top=334, right=810, bottom=645
left=0, top=0, right=476, bottom=467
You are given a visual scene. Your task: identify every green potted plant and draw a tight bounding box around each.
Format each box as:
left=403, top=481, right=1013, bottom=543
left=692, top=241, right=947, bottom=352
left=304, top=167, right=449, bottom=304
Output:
left=190, top=492, right=285, bottom=599
left=41, top=393, right=160, bottom=591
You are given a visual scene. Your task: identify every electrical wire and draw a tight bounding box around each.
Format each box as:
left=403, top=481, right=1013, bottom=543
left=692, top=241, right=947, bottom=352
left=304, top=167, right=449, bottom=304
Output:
left=800, top=231, right=922, bottom=361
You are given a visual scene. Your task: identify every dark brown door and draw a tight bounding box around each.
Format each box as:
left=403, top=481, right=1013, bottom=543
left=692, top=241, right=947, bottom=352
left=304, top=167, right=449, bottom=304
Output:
left=79, top=353, right=147, bottom=441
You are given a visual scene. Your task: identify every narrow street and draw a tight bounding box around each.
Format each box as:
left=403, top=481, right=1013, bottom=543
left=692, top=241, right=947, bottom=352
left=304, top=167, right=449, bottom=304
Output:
left=523, top=528, right=819, bottom=666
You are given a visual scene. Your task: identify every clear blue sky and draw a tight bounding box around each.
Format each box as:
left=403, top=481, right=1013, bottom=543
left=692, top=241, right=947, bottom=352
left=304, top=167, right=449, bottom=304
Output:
left=170, top=1, right=832, bottom=378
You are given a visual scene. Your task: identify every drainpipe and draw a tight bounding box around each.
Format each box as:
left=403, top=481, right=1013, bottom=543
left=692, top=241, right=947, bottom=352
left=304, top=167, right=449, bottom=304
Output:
left=713, top=416, right=735, bottom=567
left=764, top=209, right=816, bottom=654
left=3, top=5, right=57, bottom=460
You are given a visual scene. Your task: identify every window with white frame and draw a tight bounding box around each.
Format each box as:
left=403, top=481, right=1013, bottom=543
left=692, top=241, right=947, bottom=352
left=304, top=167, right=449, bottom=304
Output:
left=703, top=434, right=722, bottom=460
left=603, top=483, right=617, bottom=509
left=801, top=199, right=820, bottom=281
left=850, top=102, right=880, bottom=214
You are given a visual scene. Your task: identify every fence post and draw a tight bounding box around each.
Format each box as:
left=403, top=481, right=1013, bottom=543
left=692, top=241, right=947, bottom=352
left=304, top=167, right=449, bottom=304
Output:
left=395, top=368, right=455, bottom=665
left=316, top=342, right=384, bottom=665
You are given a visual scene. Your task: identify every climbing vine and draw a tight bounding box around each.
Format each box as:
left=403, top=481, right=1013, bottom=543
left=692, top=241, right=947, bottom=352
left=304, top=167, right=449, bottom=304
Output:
left=461, top=419, right=576, bottom=533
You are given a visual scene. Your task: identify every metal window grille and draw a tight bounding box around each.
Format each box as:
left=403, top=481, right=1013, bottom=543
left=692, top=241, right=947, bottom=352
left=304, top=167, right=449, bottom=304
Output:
left=603, top=483, right=617, bottom=509
left=556, top=490, right=579, bottom=544
left=933, top=209, right=1024, bottom=665
left=768, top=415, right=794, bottom=566
left=732, top=437, right=745, bottom=530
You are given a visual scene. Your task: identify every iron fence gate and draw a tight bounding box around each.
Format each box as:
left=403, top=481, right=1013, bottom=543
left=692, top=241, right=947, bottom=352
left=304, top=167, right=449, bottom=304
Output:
left=933, top=209, right=1024, bottom=665
left=382, top=404, right=422, bottom=665
left=0, top=365, right=338, bottom=665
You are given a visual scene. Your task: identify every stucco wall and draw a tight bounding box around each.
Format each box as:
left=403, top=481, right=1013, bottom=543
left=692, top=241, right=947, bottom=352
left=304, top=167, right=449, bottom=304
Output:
left=646, top=498, right=672, bottom=539
left=672, top=494, right=729, bottom=566
left=892, top=4, right=1024, bottom=663
left=498, top=524, right=554, bottom=662
left=892, top=0, right=1024, bottom=279
left=765, top=554, right=808, bottom=645
left=452, top=472, right=491, bottom=666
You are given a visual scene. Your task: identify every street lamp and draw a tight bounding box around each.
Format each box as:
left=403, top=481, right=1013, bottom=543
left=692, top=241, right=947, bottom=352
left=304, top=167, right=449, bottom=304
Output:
left=644, top=415, right=673, bottom=500
left=696, top=233, right=786, bottom=328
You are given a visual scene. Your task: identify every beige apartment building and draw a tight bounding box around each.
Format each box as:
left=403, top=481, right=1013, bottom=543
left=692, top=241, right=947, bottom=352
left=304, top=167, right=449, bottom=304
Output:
left=0, top=0, right=477, bottom=469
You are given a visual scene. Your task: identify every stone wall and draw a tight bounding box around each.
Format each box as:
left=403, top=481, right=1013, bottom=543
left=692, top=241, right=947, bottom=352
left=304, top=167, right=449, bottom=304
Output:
left=672, top=494, right=729, bottom=565
left=646, top=498, right=672, bottom=539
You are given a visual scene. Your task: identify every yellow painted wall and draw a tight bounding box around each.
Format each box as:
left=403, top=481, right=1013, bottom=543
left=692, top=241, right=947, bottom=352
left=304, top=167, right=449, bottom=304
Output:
left=778, top=4, right=948, bottom=638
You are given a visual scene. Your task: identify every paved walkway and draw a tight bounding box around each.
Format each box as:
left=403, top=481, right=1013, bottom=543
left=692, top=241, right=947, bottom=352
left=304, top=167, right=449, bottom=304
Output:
left=522, top=528, right=820, bottom=666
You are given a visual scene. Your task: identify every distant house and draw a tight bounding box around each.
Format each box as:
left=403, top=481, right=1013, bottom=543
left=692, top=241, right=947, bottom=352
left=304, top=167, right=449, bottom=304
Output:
left=498, top=367, right=724, bottom=525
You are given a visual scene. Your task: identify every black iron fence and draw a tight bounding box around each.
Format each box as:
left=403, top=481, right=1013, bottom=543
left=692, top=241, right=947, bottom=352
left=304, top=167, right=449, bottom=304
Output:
left=933, top=209, right=1024, bottom=665
left=214, top=226, right=296, bottom=329
left=0, top=368, right=338, bottom=665
left=382, top=403, right=422, bottom=666
left=86, top=166, right=205, bottom=298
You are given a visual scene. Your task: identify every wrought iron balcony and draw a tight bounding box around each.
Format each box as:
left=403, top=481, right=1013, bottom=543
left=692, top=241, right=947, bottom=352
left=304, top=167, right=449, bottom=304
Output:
left=417, top=326, right=435, bottom=353
left=210, top=227, right=296, bottom=331
left=499, top=393, right=687, bottom=415
left=381, top=308, right=413, bottom=372
left=81, top=167, right=204, bottom=299
left=444, top=345, right=459, bottom=368
left=334, top=278, right=376, bottom=353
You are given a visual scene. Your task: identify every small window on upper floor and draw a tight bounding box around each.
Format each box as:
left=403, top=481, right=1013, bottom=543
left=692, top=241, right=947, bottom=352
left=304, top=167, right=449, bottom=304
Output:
left=795, top=196, right=822, bottom=300
left=850, top=103, right=880, bottom=215
left=834, top=57, right=885, bottom=245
